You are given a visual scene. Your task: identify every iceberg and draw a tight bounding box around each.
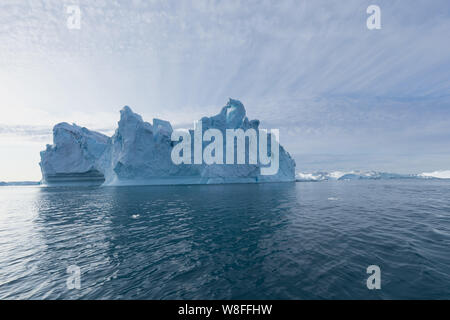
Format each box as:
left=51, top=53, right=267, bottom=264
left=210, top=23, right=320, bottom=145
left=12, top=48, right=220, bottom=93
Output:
left=40, top=99, right=296, bottom=185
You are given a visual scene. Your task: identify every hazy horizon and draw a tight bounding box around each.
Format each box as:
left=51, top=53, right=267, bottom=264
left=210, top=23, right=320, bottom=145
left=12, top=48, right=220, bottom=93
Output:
left=1, top=0, right=450, bottom=181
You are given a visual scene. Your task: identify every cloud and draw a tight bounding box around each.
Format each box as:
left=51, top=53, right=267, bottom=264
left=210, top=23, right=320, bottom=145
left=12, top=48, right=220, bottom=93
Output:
left=0, top=124, right=52, bottom=142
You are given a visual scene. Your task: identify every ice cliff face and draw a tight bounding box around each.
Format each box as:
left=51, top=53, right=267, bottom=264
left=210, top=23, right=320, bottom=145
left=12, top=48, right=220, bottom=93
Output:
left=108, top=106, right=182, bottom=184
left=40, top=99, right=296, bottom=185
left=40, top=123, right=110, bottom=184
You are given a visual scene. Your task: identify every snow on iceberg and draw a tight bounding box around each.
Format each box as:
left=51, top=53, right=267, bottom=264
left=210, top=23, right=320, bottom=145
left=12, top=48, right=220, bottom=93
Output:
left=40, top=99, right=296, bottom=185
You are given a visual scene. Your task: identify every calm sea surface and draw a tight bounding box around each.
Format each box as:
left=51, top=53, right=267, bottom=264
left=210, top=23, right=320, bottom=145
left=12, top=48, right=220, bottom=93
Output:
left=0, top=180, right=449, bottom=299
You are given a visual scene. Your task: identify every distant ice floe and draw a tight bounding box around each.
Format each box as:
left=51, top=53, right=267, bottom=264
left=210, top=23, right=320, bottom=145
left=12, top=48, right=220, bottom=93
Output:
left=296, top=170, right=450, bottom=182
left=418, top=170, right=450, bottom=180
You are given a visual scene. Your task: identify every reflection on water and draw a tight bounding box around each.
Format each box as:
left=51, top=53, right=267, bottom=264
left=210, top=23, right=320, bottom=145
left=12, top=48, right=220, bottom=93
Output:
left=0, top=181, right=450, bottom=299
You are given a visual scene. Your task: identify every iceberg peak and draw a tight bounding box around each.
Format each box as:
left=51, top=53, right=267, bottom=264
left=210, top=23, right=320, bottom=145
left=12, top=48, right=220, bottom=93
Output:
left=119, top=105, right=143, bottom=123
left=223, top=98, right=246, bottom=129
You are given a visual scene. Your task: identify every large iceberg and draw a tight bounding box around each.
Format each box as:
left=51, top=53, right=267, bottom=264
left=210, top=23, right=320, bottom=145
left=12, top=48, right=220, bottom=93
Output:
left=40, top=99, right=296, bottom=185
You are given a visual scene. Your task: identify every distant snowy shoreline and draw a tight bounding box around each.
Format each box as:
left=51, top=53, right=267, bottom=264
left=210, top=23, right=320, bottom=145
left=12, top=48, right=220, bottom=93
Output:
left=0, top=181, right=41, bottom=186
left=296, top=170, right=450, bottom=182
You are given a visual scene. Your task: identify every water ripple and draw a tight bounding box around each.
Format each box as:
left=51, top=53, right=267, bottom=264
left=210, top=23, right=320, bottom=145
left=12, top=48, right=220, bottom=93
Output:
left=0, top=181, right=449, bottom=299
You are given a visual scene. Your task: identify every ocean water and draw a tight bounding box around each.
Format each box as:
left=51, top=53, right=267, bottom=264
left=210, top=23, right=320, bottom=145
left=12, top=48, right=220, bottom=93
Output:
left=0, top=180, right=449, bottom=299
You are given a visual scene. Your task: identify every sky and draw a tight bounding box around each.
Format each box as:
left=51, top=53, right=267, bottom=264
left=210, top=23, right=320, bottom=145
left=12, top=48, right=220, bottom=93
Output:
left=0, top=0, right=449, bottom=181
